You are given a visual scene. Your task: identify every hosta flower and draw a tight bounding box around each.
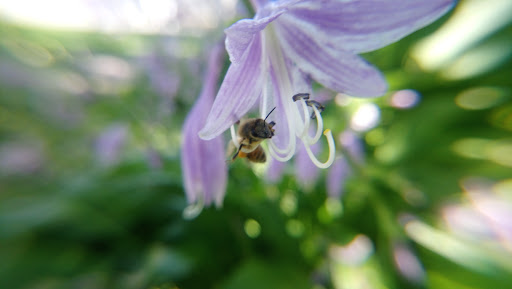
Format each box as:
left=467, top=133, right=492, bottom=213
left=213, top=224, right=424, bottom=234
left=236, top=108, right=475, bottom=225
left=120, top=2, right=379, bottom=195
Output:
left=181, top=44, right=227, bottom=218
left=199, top=0, right=454, bottom=168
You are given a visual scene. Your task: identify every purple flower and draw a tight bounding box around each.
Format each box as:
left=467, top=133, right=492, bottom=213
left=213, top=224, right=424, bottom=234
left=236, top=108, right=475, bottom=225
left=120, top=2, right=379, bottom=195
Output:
left=199, top=0, right=454, bottom=169
left=180, top=44, right=227, bottom=218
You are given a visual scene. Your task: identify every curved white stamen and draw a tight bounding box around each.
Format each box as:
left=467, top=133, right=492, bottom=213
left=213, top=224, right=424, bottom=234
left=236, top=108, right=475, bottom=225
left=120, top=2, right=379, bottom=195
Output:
left=268, top=100, right=297, bottom=161
left=261, top=93, right=268, bottom=119
left=303, top=129, right=336, bottom=169
left=304, top=105, right=323, bottom=144
left=267, top=102, right=296, bottom=159
left=269, top=138, right=295, bottom=161
left=265, top=25, right=297, bottom=162
left=298, top=98, right=311, bottom=137
left=260, top=33, right=270, bottom=120
left=230, top=124, right=239, bottom=147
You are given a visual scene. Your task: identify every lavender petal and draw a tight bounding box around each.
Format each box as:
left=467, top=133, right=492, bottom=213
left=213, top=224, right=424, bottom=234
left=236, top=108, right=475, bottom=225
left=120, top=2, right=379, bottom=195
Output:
left=276, top=18, right=388, bottom=97
left=199, top=33, right=265, bottom=140
left=225, top=8, right=285, bottom=64
left=181, top=45, right=227, bottom=206
left=288, top=0, right=455, bottom=53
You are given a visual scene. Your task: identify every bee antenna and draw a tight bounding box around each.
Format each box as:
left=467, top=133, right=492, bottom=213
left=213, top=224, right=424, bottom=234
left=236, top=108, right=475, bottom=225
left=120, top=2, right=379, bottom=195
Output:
left=264, top=107, right=277, bottom=121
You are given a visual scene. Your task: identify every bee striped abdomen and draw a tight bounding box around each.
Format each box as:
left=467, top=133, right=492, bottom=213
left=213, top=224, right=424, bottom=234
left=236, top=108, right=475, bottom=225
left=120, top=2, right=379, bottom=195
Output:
left=246, top=145, right=266, bottom=163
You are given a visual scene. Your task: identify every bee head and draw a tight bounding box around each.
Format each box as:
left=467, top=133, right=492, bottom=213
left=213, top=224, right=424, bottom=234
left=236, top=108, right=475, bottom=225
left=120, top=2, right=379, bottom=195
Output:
left=252, top=119, right=275, bottom=139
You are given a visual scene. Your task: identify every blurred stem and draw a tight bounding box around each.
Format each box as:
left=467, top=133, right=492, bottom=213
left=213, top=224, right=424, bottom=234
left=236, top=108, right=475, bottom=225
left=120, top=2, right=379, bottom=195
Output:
left=338, top=140, right=415, bottom=240
left=340, top=141, right=404, bottom=239
left=368, top=188, right=402, bottom=239
left=336, top=136, right=402, bottom=238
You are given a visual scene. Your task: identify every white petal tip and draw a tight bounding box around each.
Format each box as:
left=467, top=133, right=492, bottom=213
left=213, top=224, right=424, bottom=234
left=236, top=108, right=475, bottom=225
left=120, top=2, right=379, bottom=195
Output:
left=198, top=129, right=214, bottom=140
left=182, top=201, right=204, bottom=220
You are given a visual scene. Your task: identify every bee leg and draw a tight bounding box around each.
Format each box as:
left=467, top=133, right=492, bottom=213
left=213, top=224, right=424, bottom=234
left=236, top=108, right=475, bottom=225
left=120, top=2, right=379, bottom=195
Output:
left=232, top=143, right=245, bottom=161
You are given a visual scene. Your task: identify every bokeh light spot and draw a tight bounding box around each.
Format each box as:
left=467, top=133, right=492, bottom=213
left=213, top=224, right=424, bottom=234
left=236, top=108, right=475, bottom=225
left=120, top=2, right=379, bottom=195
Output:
left=493, top=179, right=512, bottom=196
left=441, top=41, right=512, bottom=80
left=244, top=219, right=261, bottom=239
left=453, top=138, right=512, bottom=167
left=325, top=198, right=343, bottom=218
left=374, top=134, right=406, bottom=164
left=404, top=219, right=510, bottom=274
left=350, top=103, right=380, bottom=132
left=486, top=140, right=512, bottom=167
left=455, top=87, right=506, bottom=110
left=452, top=138, right=490, bottom=160
left=411, top=0, right=512, bottom=71
left=365, top=128, right=385, bottom=146
left=390, top=89, right=421, bottom=109
left=329, top=234, right=374, bottom=266
left=286, top=219, right=305, bottom=238
left=317, top=198, right=343, bottom=224
left=280, top=191, right=298, bottom=216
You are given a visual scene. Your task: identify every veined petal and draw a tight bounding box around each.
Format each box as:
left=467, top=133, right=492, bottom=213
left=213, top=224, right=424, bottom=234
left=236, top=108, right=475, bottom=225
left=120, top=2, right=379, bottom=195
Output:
left=181, top=45, right=227, bottom=207
left=199, top=33, right=265, bottom=140
left=226, top=7, right=285, bottom=64
left=226, top=0, right=308, bottom=64
left=275, top=18, right=388, bottom=97
left=198, top=132, right=227, bottom=207
left=268, top=67, right=292, bottom=151
left=181, top=97, right=227, bottom=207
left=288, top=0, right=455, bottom=53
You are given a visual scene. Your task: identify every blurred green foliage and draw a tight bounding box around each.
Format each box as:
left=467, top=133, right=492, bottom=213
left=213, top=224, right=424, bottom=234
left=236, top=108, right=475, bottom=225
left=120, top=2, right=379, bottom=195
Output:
left=1, top=2, right=512, bottom=289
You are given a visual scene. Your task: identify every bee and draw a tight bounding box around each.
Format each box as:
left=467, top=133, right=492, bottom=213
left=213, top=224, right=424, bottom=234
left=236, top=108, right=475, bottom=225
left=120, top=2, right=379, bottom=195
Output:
left=230, top=107, right=276, bottom=163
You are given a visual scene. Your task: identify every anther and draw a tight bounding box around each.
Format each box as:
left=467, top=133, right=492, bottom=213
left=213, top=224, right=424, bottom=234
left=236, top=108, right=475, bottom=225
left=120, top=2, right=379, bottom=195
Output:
left=292, top=93, right=310, bottom=102
left=305, top=100, right=325, bottom=119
